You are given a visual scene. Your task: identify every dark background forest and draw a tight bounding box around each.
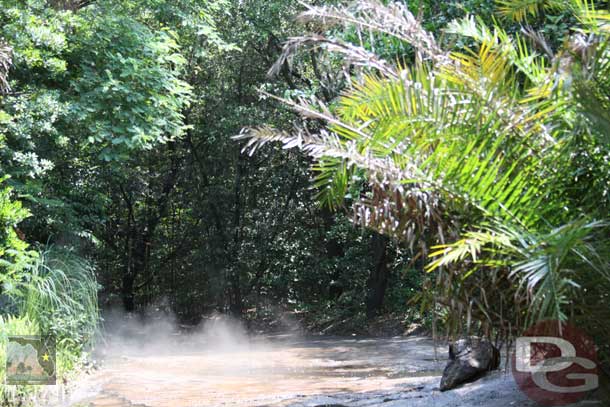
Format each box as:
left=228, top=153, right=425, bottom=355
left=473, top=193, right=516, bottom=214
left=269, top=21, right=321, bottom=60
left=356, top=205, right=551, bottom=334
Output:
left=3, top=0, right=495, bottom=328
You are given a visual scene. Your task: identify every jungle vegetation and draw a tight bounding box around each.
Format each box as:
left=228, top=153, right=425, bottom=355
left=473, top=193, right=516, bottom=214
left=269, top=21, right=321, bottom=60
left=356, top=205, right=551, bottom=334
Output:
left=241, top=0, right=610, bottom=357
left=0, top=0, right=609, bottom=401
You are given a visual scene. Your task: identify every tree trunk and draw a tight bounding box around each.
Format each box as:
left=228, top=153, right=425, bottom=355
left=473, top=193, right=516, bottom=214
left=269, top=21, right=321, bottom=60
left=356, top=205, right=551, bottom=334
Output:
left=122, top=272, right=135, bottom=312
left=228, top=271, right=243, bottom=316
left=366, top=233, right=390, bottom=319
left=119, top=143, right=179, bottom=313
left=228, top=151, right=244, bottom=316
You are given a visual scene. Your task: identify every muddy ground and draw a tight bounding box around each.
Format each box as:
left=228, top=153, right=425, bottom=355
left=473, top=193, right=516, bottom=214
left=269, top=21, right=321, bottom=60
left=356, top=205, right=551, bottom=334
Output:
left=61, top=333, right=546, bottom=407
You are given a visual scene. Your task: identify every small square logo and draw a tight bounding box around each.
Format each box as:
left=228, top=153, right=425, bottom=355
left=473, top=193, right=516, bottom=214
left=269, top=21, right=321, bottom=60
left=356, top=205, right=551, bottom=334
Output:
left=6, top=335, right=56, bottom=385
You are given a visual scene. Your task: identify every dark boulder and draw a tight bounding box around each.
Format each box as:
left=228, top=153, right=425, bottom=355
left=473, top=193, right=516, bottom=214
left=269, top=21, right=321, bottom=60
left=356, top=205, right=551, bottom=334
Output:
left=439, top=337, right=500, bottom=391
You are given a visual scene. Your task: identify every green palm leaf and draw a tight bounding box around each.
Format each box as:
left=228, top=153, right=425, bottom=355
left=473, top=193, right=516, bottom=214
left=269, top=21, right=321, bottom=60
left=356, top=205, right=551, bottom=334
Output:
left=238, top=0, right=610, bottom=344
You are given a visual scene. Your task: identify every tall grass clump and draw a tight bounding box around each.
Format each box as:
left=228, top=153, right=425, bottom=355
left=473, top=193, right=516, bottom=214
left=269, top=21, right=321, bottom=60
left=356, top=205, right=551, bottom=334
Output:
left=19, top=247, right=100, bottom=359
left=1, top=247, right=100, bottom=405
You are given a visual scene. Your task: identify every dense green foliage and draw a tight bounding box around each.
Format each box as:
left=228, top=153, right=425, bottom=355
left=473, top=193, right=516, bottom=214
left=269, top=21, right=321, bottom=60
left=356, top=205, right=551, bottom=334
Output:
left=1, top=1, right=609, bottom=402
left=0, top=179, right=32, bottom=276
left=1, top=0, right=429, bottom=335
left=243, top=0, right=610, bottom=357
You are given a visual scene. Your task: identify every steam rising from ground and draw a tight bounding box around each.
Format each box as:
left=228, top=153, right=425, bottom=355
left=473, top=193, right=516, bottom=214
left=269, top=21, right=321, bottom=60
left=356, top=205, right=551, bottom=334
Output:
left=97, top=307, right=266, bottom=360
left=69, top=310, right=531, bottom=407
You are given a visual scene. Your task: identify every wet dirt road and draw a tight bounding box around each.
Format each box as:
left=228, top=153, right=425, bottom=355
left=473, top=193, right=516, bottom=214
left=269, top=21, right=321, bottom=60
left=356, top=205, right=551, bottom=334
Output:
left=64, top=332, right=536, bottom=407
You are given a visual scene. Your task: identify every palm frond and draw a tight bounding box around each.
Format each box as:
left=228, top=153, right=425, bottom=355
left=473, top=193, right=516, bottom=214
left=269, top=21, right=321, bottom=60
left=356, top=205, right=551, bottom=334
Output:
left=572, top=0, right=610, bottom=33
left=572, top=38, right=610, bottom=144
left=297, top=0, right=447, bottom=63
left=496, top=0, right=610, bottom=32
left=269, top=35, right=398, bottom=79
left=239, top=0, right=610, bottom=344
left=0, top=42, right=11, bottom=94
left=448, top=16, right=552, bottom=84
left=495, top=0, right=566, bottom=23
left=241, top=27, right=562, bottom=247
left=428, top=219, right=608, bottom=328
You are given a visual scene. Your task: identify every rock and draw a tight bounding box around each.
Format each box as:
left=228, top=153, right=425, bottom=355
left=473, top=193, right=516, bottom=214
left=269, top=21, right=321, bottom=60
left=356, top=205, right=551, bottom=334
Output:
left=439, top=337, right=500, bottom=391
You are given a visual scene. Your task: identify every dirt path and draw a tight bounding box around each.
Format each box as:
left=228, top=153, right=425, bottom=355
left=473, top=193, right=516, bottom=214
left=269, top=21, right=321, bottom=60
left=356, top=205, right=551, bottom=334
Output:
left=63, top=333, right=540, bottom=407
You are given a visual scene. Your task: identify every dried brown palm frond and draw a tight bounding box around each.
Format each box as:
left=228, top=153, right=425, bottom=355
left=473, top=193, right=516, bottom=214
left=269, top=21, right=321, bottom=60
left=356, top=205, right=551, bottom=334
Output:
left=269, top=35, right=398, bottom=79
left=352, top=183, right=445, bottom=250
left=296, top=0, right=447, bottom=63
left=237, top=124, right=420, bottom=185
left=0, top=42, right=12, bottom=94
left=520, top=25, right=554, bottom=58
left=236, top=117, right=446, bottom=253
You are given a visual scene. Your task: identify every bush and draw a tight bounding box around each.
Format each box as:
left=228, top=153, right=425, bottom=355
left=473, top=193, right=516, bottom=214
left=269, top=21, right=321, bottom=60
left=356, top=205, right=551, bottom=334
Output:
left=19, top=248, right=100, bottom=352
left=0, top=247, right=99, bottom=405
